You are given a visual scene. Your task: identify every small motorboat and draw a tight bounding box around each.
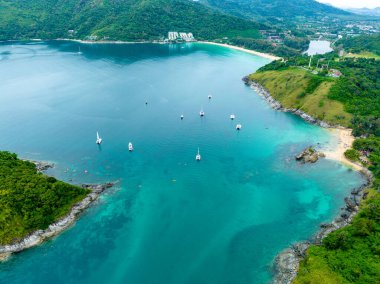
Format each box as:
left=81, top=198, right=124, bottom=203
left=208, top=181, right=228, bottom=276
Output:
left=208, top=94, right=212, bottom=100
left=196, top=148, right=201, bottom=161
left=200, top=109, right=205, bottom=117
left=181, top=114, right=184, bottom=120
left=236, top=124, right=242, bottom=130
left=230, top=114, right=235, bottom=120
left=128, top=142, right=133, bottom=151
left=96, top=131, right=102, bottom=144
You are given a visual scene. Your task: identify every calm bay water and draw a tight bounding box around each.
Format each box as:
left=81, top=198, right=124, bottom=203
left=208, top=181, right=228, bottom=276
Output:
left=0, top=41, right=364, bottom=284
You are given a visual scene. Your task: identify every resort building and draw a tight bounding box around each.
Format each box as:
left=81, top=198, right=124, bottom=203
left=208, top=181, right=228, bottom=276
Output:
left=168, top=32, right=195, bottom=42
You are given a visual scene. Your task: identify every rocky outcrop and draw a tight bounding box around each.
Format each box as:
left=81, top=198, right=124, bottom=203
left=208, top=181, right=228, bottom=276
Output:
left=243, top=77, right=376, bottom=284
left=243, top=78, right=332, bottom=128
left=295, top=147, right=326, bottom=163
left=0, top=183, right=114, bottom=260
left=272, top=242, right=310, bottom=284
left=23, top=160, right=55, bottom=172
left=271, top=176, right=372, bottom=284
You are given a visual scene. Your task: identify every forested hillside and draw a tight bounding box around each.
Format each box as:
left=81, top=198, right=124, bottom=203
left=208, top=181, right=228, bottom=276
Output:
left=0, top=151, right=90, bottom=245
left=200, top=0, right=349, bottom=19
left=0, top=0, right=263, bottom=41
left=338, top=34, right=380, bottom=56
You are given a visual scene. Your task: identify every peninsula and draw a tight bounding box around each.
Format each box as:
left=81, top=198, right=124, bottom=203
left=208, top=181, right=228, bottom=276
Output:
left=0, top=151, right=113, bottom=261
left=244, top=39, right=380, bottom=283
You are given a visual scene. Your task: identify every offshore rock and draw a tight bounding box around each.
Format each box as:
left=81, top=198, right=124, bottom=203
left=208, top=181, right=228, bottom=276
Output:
left=295, top=147, right=325, bottom=163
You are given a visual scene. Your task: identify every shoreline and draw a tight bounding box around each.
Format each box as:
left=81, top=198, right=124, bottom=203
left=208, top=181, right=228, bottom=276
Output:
left=244, top=78, right=365, bottom=171
left=198, top=41, right=281, bottom=61
left=0, top=162, right=115, bottom=261
left=4, top=38, right=281, bottom=61
left=324, top=128, right=364, bottom=172
left=62, top=38, right=282, bottom=61
left=243, top=78, right=371, bottom=284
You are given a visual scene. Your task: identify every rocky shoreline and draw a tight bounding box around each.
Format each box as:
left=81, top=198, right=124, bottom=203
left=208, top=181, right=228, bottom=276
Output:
left=242, top=77, right=372, bottom=284
left=0, top=162, right=115, bottom=262
left=242, top=77, right=332, bottom=128
left=272, top=172, right=372, bottom=284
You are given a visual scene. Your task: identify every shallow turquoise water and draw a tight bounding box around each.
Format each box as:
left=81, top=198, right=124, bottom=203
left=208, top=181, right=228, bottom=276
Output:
left=0, top=41, right=364, bottom=284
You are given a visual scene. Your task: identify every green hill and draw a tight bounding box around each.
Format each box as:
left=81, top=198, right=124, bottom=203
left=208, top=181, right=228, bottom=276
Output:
left=199, top=0, right=350, bottom=20
left=0, top=0, right=263, bottom=41
left=0, top=151, right=90, bottom=245
left=248, top=68, right=352, bottom=126
left=338, top=34, right=380, bottom=58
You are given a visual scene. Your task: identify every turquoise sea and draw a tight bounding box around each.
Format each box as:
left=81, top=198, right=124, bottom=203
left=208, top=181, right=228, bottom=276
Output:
left=0, top=42, right=364, bottom=284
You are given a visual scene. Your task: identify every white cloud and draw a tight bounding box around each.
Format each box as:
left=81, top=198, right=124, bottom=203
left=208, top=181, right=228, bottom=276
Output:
left=317, top=0, right=380, bottom=9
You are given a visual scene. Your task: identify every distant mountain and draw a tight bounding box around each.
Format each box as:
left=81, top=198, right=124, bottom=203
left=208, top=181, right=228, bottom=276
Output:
left=346, top=7, right=380, bottom=17
left=199, top=0, right=350, bottom=19
left=0, top=0, right=264, bottom=41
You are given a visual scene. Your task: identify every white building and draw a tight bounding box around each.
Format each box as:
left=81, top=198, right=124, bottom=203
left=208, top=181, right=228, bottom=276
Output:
left=168, top=32, right=195, bottom=42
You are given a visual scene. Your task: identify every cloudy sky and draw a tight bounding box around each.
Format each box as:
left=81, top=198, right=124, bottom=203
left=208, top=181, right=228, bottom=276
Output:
left=317, top=0, right=380, bottom=8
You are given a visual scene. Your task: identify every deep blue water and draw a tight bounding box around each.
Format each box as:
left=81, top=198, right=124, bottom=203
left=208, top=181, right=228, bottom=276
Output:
left=0, top=41, right=364, bottom=284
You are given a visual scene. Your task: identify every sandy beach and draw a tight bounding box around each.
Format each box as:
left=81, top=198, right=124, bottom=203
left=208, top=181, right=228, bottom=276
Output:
left=198, top=41, right=281, bottom=61
left=324, top=128, right=363, bottom=171
left=55, top=39, right=281, bottom=61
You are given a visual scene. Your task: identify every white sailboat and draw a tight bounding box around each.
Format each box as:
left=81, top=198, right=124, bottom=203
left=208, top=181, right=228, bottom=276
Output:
left=96, top=131, right=102, bottom=144
left=196, top=147, right=201, bottom=161
left=128, top=142, right=133, bottom=152
left=199, top=107, right=205, bottom=117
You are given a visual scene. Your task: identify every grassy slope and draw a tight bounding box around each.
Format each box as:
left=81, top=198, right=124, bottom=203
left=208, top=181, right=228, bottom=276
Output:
left=248, top=68, right=352, bottom=126
left=0, top=151, right=90, bottom=245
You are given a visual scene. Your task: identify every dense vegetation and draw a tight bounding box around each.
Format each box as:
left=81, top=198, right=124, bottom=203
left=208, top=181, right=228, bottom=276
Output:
left=200, top=0, right=349, bottom=20
left=0, top=0, right=264, bottom=41
left=230, top=37, right=309, bottom=57
left=338, top=34, right=380, bottom=56
left=0, top=151, right=90, bottom=245
left=294, top=188, right=380, bottom=284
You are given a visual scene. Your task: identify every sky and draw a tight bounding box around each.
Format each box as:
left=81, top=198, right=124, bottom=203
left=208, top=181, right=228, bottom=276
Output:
left=317, top=0, right=380, bottom=8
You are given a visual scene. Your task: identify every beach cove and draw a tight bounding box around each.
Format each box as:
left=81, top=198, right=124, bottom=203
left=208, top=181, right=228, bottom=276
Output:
left=0, top=41, right=365, bottom=284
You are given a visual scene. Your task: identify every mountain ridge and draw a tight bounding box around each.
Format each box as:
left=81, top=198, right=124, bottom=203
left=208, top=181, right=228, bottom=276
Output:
left=199, top=0, right=350, bottom=20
